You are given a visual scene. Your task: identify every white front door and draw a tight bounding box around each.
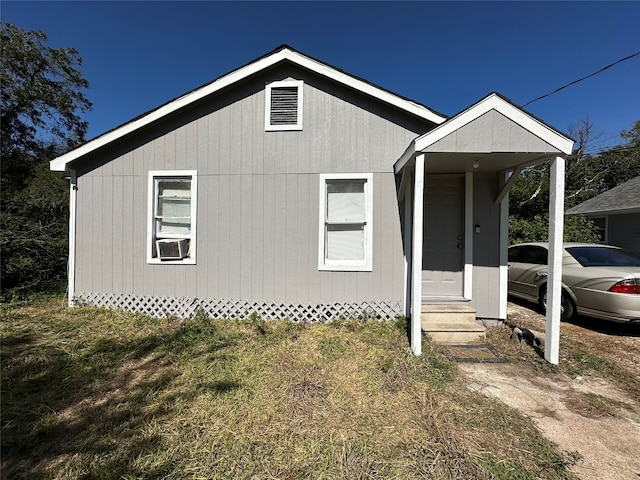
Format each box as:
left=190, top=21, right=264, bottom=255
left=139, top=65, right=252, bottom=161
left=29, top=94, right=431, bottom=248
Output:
left=422, top=175, right=465, bottom=299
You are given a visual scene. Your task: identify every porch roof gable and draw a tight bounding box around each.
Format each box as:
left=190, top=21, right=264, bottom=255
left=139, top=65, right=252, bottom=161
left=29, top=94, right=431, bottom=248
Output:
left=395, top=93, right=574, bottom=174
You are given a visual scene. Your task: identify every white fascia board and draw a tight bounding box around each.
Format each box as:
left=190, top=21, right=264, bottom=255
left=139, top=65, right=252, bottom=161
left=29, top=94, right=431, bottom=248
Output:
left=414, top=94, right=574, bottom=155
left=51, top=48, right=445, bottom=171
left=51, top=50, right=289, bottom=171
left=283, top=50, right=447, bottom=125
left=394, top=140, right=417, bottom=175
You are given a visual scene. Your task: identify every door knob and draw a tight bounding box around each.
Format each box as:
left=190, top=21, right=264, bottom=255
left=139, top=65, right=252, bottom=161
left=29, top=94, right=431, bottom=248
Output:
left=457, top=243, right=463, bottom=249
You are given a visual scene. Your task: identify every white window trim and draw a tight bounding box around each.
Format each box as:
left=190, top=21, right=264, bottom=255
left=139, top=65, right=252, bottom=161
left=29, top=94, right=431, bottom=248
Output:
left=265, top=79, right=303, bottom=131
left=318, top=173, right=373, bottom=271
left=147, top=170, right=198, bottom=264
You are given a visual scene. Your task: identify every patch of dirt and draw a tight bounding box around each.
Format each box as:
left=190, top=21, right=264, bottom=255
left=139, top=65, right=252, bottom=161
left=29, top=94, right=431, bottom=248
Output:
left=460, top=301, right=640, bottom=480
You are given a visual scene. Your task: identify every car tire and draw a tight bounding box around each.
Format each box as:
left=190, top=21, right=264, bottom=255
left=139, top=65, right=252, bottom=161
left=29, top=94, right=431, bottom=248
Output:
left=539, top=287, right=576, bottom=322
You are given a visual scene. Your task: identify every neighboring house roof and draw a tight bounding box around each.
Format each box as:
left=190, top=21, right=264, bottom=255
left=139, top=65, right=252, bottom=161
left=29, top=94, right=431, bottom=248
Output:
left=566, top=176, right=640, bottom=216
left=50, top=45, right=447, bottom=171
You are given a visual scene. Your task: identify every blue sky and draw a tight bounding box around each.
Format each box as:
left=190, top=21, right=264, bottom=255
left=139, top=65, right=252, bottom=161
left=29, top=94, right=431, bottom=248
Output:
left=4, top=1, right=639, bottom=153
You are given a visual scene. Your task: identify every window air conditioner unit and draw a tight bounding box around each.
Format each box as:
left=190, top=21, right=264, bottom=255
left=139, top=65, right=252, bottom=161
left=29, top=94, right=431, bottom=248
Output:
left=156, top=238, right=189, bottom=260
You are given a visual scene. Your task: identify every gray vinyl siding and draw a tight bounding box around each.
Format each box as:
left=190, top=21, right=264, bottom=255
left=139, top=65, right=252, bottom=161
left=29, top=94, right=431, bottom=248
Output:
left=471, top=172, right=502, bottom=318
left=73, top=64, right=430, bottom=306
left=425, top=110, right=562, bottom=154
left=604, top=213, right=640, bottom=256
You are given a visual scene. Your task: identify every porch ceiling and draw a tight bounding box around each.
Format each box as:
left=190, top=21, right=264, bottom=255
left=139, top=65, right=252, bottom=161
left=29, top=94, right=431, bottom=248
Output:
left=409, top=152, right=554, bottom=175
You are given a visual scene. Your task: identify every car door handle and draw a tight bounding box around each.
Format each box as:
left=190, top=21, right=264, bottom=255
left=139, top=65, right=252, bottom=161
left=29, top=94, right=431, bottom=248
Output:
left=534, top=272, right=548, bottom=279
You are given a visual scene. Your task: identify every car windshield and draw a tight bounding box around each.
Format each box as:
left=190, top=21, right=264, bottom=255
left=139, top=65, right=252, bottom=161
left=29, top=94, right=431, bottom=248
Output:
left=566, top=246, right=640, bottom=267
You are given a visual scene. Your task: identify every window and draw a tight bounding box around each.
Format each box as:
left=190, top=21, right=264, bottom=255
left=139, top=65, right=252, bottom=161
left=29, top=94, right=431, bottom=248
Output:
left=566, top=246, right=640, bottom=267
left=318, top=173, right=373, bottom=271
left=591, top=216, right=607, bottom=243
left=147, top=170, right=197, bottom=264
left=507, top=246, right=524, bottom=263
left=265, top=80, right=303, bottom=131
left=508, top=245, right=547, bottom=265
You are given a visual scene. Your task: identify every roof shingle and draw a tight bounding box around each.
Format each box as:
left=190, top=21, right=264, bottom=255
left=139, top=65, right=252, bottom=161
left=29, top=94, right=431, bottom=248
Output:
left=566, top=176, right=640, bottom=216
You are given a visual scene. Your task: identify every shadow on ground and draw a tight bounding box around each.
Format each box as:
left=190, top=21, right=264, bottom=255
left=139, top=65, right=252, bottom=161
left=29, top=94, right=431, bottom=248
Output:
left=507, top=295, right=640, bottom=338
left=0, top=308, right=238, bottom=478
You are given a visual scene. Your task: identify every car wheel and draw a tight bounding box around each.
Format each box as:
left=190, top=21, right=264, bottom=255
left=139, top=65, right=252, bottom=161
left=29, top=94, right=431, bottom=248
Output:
left=539, top=287, right=575, bottom=322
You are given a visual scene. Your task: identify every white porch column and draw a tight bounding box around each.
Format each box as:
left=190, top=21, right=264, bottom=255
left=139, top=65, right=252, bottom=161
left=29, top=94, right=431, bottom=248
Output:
left=411, top=154, right=425, bottom=355
left=546, top=156, right=565, bottom=364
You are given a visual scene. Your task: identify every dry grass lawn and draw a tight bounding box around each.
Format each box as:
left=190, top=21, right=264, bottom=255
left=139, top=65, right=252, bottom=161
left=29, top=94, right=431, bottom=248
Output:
left=1, top=298, right=579, bottom=479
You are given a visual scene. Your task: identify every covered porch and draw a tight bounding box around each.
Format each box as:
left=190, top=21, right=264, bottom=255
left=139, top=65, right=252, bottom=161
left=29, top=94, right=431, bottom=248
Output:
left=395, top=93, right=574, bottom=364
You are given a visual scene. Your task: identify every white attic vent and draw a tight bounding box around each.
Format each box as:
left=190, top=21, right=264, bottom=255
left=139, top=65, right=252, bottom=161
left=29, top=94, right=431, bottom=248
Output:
left=270, top=87, right=298, bottom=125
left=265, top=80, right=303, bottom=131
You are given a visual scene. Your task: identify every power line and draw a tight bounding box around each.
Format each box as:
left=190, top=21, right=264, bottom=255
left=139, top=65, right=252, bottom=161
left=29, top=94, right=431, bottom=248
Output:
left=523, top=51, right=640, bottom=107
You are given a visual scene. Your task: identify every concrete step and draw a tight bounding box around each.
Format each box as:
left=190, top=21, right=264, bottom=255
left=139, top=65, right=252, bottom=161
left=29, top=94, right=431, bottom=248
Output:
left=421, top=304, right=485, bottom=344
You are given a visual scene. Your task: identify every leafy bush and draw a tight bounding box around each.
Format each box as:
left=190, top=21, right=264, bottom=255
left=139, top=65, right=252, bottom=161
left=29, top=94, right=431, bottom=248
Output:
left=509, top=214, right=600, bottom=245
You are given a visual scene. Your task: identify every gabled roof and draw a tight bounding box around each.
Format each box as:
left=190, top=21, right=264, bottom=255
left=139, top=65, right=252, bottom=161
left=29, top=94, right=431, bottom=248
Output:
left=50, top=45, right=447, bottom=171
left=566, top=176, right=640, bottom=216
left=394, top=92, right=574, bottom=174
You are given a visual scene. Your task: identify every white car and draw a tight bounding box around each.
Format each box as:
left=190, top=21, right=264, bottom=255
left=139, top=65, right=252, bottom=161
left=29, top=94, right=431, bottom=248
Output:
left=507, top=243, right=640, bottom=323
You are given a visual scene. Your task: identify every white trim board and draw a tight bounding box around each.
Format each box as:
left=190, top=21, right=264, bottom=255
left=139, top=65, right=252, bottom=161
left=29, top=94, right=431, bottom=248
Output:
left=463, top=172, right=473, bottom=300
left=68, top=170, right=77, bottom=306
left=51, top=47, right=445, bottom=171
left=403, top=179, right=413, bottom=318
left=498, top=172, right=510, bottom=320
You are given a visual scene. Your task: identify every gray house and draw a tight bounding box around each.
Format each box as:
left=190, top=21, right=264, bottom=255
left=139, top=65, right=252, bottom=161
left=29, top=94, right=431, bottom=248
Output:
left=50, top=46, right=573, bottom=358
left=566, top=176, right=640, bottom=255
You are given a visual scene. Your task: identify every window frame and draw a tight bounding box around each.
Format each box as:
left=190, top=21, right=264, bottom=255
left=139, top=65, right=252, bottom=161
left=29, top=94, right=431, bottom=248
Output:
left=591, top=216, right=608, bottom=243
left=265, top=79, right=303, bottom=131
left=147, top=170, right=198, bottom=264
left=318, top=173, right=373, bottom=271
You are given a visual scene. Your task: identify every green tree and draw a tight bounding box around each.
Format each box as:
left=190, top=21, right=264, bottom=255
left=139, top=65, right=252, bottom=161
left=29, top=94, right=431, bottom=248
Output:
left=1, top=22, right=91, bottom=299
left=591, top=120, right=640, bottom=192
left=508, top=118, right=640, bottom=245
left=509, top=214, right=600, bottom=245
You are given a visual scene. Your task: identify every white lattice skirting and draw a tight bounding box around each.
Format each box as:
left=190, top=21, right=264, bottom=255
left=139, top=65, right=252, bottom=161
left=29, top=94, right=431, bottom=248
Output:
left=74, top=293, right=402, bottom=322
